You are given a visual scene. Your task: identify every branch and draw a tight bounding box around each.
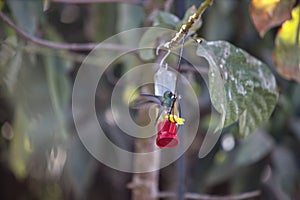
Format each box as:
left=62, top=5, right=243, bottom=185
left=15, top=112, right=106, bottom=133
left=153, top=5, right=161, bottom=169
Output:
left=50, top=0, right=143, bottom=5
left=0, top=10, right=132, bottom=51
left=164, top=0, right=213, bottom=49
left=157, top=190, right=261, bottom=200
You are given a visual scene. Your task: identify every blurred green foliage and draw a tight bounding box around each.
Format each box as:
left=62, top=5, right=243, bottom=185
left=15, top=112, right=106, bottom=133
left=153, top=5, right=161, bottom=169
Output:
left=0, top=0, right=299, bottom=200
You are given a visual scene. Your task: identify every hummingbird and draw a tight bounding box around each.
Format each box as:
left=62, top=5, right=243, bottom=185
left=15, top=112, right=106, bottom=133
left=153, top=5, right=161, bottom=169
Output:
left=131, top=91, right=185, bottom=125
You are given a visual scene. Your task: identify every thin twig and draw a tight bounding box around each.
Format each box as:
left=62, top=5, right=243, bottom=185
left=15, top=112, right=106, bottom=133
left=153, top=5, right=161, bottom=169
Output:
left=50, top=0, right=143, bottom=5
left=1, top=39, right=105, bottom=66
left=25, top=45, right=103, bottom=65
left=157, top=190, right=261, bottom=200
left=0, top=10, right=132, bottom=51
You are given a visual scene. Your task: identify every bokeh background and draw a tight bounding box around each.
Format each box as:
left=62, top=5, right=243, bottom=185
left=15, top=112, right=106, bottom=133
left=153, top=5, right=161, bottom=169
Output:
left=0, top=0, right=299, bottom=199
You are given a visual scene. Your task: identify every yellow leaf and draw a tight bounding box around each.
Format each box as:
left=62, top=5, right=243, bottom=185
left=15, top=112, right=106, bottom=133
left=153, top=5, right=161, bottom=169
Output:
left=277, top=5, right=300, bottom=44
left=252, top=0, right=280, bottom=11
left=274, top=6, right=300, bottom=82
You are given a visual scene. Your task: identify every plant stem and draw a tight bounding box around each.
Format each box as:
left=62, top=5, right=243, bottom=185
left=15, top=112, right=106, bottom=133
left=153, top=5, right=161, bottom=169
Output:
left=0, top=10, right=132, bottom=51
left=157, top=190, right=261, bottom=200
left=164, top=0, right=213, bottom=49
left=50, top=0, right=143, bottom=5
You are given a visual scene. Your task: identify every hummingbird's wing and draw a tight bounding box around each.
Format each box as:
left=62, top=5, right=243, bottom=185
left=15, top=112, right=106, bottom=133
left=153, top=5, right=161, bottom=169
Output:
left=130, top=94, right=163, bottom=109
left=139, top=93, right=163, bottom=101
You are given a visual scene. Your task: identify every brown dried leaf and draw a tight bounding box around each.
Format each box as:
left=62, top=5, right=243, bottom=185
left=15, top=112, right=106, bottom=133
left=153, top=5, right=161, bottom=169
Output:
left=274, top=6, right=300, bottom=82
left=249, top=0, right=295, bottom=37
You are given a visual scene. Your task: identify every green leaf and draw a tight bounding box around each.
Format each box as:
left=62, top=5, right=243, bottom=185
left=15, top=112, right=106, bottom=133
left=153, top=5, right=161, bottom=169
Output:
left=271, top=147, right=298, bottom=195
left=153, top=11, right=180, bottom=28
left=6, top=50, right=71, bottom=179
left=7, top=0, right=43, bottom=36
left=0, top=37, right=19, bottom=89
left=117, top=4, right=144, bottom=70
left=138, top=28, right=171, bottom=61
left=117, top=4, right=144, bottom=32
left=197, top=40, right=278, bottom=136
left=65, top=137, right=98, bottom=196
left=87, top=3, right=118, bottom=41
left=0, top=0, right=4, bottom=10
left=235, top=130, right=274, bottom=166
left=45, top=56, right=71, bottom=141
left=9, top=106, right=32, bottom=179
left=206, top=130, right=274, bottom=185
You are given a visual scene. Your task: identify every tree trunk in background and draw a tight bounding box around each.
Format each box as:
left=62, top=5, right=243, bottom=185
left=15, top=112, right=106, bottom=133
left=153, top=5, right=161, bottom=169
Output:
left=130, top=109, right=159, bottom=200
left=131, top=139, right=159, bottom=200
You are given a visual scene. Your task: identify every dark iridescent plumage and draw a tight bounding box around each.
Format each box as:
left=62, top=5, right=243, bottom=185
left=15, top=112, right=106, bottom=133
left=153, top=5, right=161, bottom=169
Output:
left=130, top=91, right=180, bottom=124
